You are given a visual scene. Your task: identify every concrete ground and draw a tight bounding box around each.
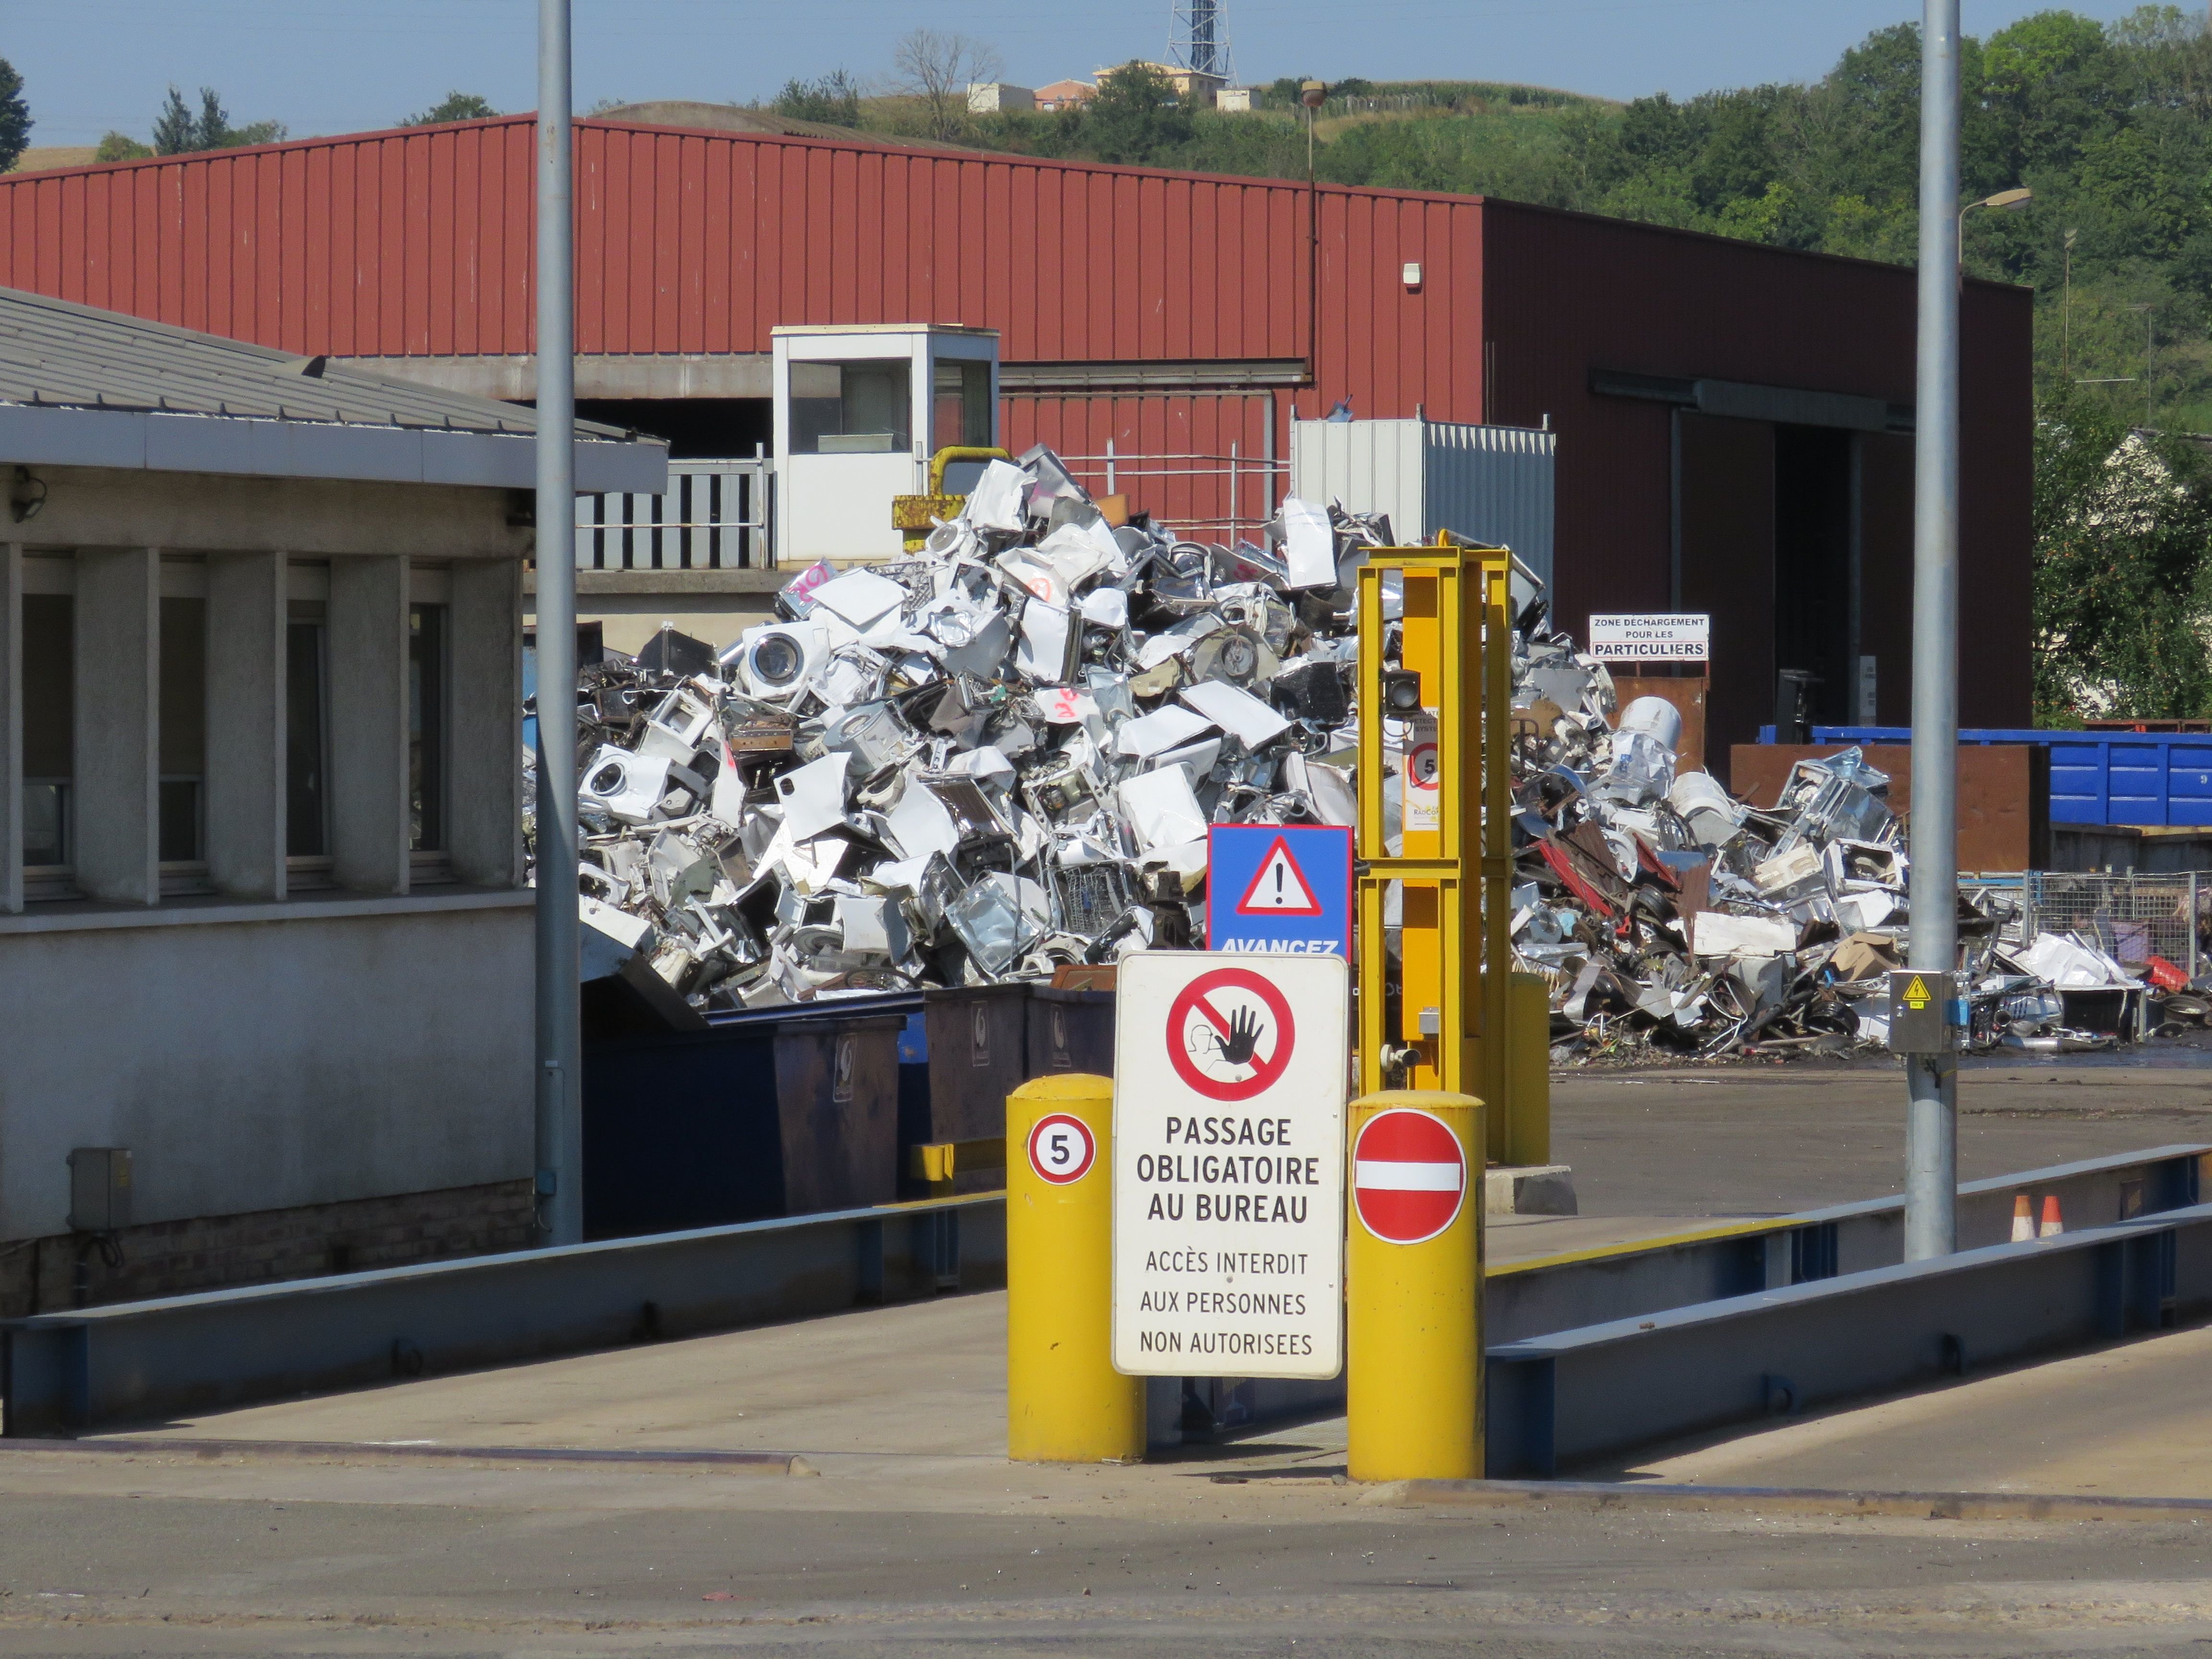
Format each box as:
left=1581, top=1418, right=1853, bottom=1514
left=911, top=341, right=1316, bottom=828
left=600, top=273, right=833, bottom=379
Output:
left=8, top=1059, right=2212, bottom=1654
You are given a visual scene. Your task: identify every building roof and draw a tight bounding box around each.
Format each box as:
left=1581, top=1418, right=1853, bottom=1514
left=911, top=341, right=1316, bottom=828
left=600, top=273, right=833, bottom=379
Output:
left=0, top=286, right=665, bottom=494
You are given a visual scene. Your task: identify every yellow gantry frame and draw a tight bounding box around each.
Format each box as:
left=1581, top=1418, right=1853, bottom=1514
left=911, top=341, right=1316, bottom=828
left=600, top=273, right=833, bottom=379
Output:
left=1356, top=537, right=1515, bottom=1159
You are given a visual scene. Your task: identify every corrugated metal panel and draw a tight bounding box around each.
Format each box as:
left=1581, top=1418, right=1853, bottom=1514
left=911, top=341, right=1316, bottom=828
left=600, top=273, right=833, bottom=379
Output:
left=1423, top=422, right=1554, bottom=586
left=1289, top=418, right=1554, bottom=584
left=1815, top=727, right=2212, bottom=828
left=0, top=120, right=1489, bottom=534
left=0, top=116, right=1483, bottom=436
left=1289, top=417, right=1426, bottom=535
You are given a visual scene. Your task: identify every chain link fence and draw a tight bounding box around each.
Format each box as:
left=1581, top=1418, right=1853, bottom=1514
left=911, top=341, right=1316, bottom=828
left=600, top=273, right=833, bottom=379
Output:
left=2023, top=871, right=2206, bottom=976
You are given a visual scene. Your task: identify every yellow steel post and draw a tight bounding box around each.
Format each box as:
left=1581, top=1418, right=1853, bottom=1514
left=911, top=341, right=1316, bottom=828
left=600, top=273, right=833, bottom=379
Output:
left=1346, top=1089, right=1485, bottom=1481
left=1480, top=550, right=1515, bottom=1162
left=1399, top=569, right=1443, bottom=1090
left=1005, top=1073, right=1144, bottom=1462
left=1505, top=971, right=1552, bottom=1167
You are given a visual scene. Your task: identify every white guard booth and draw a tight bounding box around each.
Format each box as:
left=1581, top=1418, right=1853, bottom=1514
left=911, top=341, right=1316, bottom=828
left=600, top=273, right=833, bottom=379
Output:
left=771, top=324, right=1001, bottom=565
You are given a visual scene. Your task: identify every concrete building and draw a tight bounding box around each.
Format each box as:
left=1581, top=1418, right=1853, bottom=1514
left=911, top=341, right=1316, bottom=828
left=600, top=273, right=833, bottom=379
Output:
left=1034, top=81, right=1098, bottom=110
left=966, top=83, right=1036, bottom=115
left=0, top=287, right=665, bottom=1311
left=1095, top=61, right=1228, bottom=104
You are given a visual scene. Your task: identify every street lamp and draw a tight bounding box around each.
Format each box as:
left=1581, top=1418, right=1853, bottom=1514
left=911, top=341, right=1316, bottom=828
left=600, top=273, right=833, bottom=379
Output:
left=1957, top=187, right=2032, bottom=289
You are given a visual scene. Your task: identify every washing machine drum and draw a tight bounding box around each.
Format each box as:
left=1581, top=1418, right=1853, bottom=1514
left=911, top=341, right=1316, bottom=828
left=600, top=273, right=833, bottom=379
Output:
left=737, top=625, right=825, bottom=701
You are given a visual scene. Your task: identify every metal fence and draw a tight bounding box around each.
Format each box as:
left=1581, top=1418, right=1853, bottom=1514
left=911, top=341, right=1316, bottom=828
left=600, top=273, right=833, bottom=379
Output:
left=575, top=456, right=773, bottom=572
left=2023, top=870, right=2204, bottom=976
left=1056, top=442, right=1289, bottom=542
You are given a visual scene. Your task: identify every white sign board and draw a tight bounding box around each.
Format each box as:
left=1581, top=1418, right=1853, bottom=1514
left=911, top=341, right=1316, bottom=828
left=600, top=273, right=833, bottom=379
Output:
left=1587, top=613, right=1710, bottom=662
left=1402, top=713, right=1440, bottom=833
left=1111, top=952, right=1347, bottom=1380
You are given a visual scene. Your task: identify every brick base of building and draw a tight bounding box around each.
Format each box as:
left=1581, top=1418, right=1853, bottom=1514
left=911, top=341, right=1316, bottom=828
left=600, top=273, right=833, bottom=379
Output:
left=0, top=1179, right=538, bottom=1318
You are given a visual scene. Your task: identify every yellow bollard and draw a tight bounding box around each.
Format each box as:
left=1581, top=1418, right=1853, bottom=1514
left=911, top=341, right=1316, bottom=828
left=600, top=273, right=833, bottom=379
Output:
left=1505, top=971, right=1552, bottom=1168
left=1346, top=1089, right=1484, bottom=1482
left=1005, top=1073, right=1145, bottom=1462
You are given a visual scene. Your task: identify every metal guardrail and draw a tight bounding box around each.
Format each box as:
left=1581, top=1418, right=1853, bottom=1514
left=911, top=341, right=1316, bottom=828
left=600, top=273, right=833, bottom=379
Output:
left=1488, top=1200, right=2212, bottom=1477
left=5, top=1147, right=2201, bottom=1445
left=1168, top=1144, right=2208, bottom=1445
left=1, top=1194, right=1003, bottom=1437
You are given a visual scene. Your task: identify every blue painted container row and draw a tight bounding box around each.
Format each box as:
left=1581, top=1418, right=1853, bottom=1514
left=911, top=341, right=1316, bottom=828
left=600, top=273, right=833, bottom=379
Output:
left=1756, top=725, right=2212, bottom=828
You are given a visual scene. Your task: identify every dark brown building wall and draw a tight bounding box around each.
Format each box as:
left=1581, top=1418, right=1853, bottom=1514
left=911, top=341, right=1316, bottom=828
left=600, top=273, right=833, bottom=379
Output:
left=1680, top=414, right=1777, bottom=773
left=1476, top=200, right=2032, bottom=744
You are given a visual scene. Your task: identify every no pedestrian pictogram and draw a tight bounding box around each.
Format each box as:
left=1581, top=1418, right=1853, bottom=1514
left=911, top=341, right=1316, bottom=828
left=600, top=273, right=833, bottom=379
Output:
left=1353, top=1109, right=1467, bottom=1245
left=1166, top=967, right=1296, bottom=1103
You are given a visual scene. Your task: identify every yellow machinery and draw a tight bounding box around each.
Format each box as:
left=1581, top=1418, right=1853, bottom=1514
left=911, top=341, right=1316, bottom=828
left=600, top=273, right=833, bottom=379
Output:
left=1354, top=534, right=1519, bottom=1159
left=891, top=445, right=1013, bottom=550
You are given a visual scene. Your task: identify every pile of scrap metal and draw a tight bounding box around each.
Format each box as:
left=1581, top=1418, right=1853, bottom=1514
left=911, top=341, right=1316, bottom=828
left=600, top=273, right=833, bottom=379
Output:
left=532, top=450, right=1382, bottom=1009
left=1511, top=687, right=2171, bottom=1060
left=1510, top=651, right=1929, bottom=1058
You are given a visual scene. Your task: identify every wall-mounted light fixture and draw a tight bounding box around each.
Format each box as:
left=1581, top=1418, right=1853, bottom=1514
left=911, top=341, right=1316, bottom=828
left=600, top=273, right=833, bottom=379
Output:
left=1402, top=262, right=1423, bottom=291
left=9, top=466, right=46, bottom=523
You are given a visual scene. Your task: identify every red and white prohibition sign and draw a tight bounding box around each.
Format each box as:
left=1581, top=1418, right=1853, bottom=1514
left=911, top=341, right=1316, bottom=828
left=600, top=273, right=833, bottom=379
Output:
left=1352, top=1108, right=1467, bottom=1244
left=1166, top=967, right=1296, bottom=1103
left=1026, top=1113, right=1096, bottom=1184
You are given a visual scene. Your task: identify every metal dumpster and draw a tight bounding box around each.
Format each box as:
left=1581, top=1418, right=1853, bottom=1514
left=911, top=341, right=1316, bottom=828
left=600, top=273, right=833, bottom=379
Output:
left=1026, top=986, right=1117, bottom=1076
left=911, top=985, right=1119, bottom=1194
left=582, top=1012, right=903, bottom=1238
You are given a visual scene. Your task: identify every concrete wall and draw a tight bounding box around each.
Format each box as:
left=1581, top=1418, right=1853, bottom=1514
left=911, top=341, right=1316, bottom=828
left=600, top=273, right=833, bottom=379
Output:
left=0, top=895, right=533, bottom=1239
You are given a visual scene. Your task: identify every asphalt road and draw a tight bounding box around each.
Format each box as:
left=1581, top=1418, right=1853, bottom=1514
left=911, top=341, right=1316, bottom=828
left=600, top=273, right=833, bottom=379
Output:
left=1553, top=1058, right=2212, bottom=1216
left=5, top=1443, right=2212, bottom=1657
left=6, top=1053, right=2210, bottom=1656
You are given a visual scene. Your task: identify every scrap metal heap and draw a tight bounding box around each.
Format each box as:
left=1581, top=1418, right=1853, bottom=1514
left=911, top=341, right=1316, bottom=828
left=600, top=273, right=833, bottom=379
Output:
left=536, top=445, right=2168, bottom=1052
left=1506, top=656, right=2160, bottom=1059
left=534, top=449, right=1379, bottom=1010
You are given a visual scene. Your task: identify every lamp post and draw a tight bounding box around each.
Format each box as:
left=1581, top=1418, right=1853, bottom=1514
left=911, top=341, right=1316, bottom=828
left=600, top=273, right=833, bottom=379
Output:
left=1905, top=0, right=1963, bottom=1263
left=533, top=0, right=583, bottom=1246
left=1956, top=187, right=2032, bottom=292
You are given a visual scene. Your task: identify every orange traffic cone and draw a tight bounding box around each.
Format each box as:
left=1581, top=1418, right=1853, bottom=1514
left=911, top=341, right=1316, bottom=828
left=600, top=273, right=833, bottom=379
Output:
left=2039, top=1195, right=2063, bottom=1238
left=2010, top=1193, right=2034, bottom=1242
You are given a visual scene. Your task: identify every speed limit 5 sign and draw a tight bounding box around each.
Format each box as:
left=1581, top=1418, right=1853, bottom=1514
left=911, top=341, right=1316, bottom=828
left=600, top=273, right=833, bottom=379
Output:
left=1026, top=1113, right=1097, bottom=1184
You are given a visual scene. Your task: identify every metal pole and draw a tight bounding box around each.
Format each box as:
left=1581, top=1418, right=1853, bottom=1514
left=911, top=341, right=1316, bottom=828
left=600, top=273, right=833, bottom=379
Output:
left=1906, top=0, right=1961, bottom=1262
left=533, top=0, right=583, bottom=1246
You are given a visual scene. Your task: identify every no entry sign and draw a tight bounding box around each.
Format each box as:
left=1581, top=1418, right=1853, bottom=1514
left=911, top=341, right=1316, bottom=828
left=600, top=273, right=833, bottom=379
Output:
left=1353, top=1109, right=1467, bottom=1245
left=1111, top=952, right=1347, bottom=1380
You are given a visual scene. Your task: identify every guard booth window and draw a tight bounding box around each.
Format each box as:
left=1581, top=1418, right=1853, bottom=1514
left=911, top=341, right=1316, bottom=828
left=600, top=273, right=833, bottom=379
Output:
left=158, top=596, right=206, bottom=864
left=409, top=603, right=446, bottom=853
left=21, top=593, right=72, bottom=868
left=790, top=360, right=911, bottom=454
left=932, top=360, right=992, bottom=452
left=286, top=611, right=329, bottom=859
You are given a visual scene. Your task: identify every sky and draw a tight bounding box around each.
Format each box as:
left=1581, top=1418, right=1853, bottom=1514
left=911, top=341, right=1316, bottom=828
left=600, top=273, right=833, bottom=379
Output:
left=4, top=0, right=2188, bottom=150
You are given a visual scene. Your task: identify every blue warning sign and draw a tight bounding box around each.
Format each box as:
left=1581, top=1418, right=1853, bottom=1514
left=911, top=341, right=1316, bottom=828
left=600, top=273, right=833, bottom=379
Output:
left=1205, top=824, right=1353, bottom=958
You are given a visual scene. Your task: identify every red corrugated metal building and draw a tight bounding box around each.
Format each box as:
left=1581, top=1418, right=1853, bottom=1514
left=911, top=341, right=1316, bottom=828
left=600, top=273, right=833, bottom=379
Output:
left=0, top=111, right=2033, bottom=751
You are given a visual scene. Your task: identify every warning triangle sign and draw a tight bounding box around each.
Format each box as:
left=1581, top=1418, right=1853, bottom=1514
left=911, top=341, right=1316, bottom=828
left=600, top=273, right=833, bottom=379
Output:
left=1236, top=836, right=1325, bottom=916
left=1902, top=974, right=1931, bottom=1008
